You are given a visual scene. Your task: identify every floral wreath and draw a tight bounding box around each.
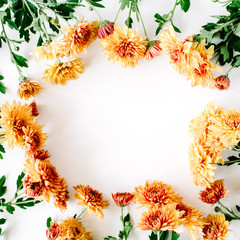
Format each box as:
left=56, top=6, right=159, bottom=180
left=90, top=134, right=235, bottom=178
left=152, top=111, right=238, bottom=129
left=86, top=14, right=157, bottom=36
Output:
left=0, top=0, right=240, bottom=240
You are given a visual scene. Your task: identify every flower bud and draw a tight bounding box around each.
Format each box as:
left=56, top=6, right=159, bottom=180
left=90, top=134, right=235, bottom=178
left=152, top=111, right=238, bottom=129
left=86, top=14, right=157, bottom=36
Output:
left=97, top=21, right=115, bottom=39
left=215, top=75, right=230, bottom=90
left=112, top=192, right=134, bottom=207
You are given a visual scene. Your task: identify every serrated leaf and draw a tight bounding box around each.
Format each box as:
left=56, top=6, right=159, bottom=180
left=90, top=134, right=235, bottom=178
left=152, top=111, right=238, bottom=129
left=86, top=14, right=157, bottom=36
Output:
left=6, top=205, right=15, bottom=214
left=180, top=0, right=190, bottom=12
left=47, top=217, right=52, bottom=228
left=12, top=53, right=28, bottom=68
left=0, top=219, right=6, bottom=225
left=6, top=19, right=18, bottom=30
left=199, top=29, right=213, bottom=43
left=232, top=55, right=240, bottom=67
left=220, top=45, right=230, bottom=62
left=171, top=231, right=180, bottom=240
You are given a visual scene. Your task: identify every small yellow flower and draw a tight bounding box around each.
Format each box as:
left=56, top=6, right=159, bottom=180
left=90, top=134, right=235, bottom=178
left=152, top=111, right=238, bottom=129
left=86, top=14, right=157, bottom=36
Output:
left=74, top=185, right=109, bottom=219
left=17, top=79, right=42, bottom=100
left=136, top=204, right=183, bottom=231
left=133, top=180, right=182, bottom=209
left=159, top=26, right=202, bottom=75
left=203, top=214, right=230, bottom=240
left=0, top=101, right=34, bottom=148
left=100, top=24, right=147, bottom=68
left=42, top=58, right=85, bottom=85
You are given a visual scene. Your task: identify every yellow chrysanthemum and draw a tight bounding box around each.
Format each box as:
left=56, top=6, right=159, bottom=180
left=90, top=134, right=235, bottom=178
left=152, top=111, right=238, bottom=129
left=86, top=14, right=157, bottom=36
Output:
left=136, top=204, right=184, bottom=231
left=159, top=26, right=202, bottom=75
left=189, top=142, right=216, bottom=187
left=189, top=102, right=224, bottom=142
left=176, top=202, right=204, bottom=240
left=42, top=58, right=85, bottom=85
left=74, top=185, right=109, bottom=219
left=57, top=19, right=98, bottom=59
left=100, top=24, right=147, bottom=68
left=24, top=158, right=69, bottom=211
left=187, top=40, right=222, bottom=88
left=17, top=79, right=42, bottom=100
left=203, top=214, right=230, bottom=240
left=210, top=108, right=240, bottom=147
left=133, top=180, right=182, bottom=209
left=58, top=217, right=93, bottom=240
left=0, top=101, right=34, bottom=148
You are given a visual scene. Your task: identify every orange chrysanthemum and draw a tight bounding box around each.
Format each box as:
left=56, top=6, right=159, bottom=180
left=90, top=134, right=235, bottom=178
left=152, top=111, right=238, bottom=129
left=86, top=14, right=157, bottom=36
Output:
left=176, top=202, right=204, bottom=240
left=43, top=58, right=85, bottom=85
left=0, top=101, right=34, bottom=148
left=210, top=108, right=240, bottom=147
left=74, top=185, right=109, bottom=219
left=58, top=19, right=98, bottom=59
left=189, top=142, right=216, bottom=187
left=100, top=24, right=147, bottom=68
left=24, top=159, right=69, bottom=211
left=28, top=101, right=39, bottom=117
left=145, top=40, right=162, bottom=61
left=187, top=40, right=222, bottom=88
left=112, top=192, right=134, bottom=207
left=203, top=214, right=230, bottom=240
left=133, top=180, right=182, bottom=209
left=199, top=179, right=228, bottom=205
left=159, top=26, right=202, bottom=75
left=17, top=79, right=42, bottom=100
left=136, top=204, right=183, bottom=231
left=46, top=222, right=60, bottom=239
left=57, top=217, right=93, bottom=240
left=23, top=120, right=47, bottom=152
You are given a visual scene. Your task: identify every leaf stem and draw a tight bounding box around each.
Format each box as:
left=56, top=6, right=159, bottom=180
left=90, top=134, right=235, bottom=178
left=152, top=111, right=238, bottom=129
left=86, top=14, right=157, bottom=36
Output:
left=77, top=207, right=86, bottom=220
left=225, top=65, right=234, bottom=77
left=85, top=0, right=103, bottom=21
left=126, top=1, right=133, bottom=28
left=169, top=0, right=179, bottom=22
left=134, top=1, right=148, bottom=37
left=218, top=200, right=240, bottom=220
left=218, top=158, right=240, bottom=165
left=120, top=206, right=126, bottom=240
left=114, top=7, right=121, bottom=23
left=0, top=20, right=25, bottom=82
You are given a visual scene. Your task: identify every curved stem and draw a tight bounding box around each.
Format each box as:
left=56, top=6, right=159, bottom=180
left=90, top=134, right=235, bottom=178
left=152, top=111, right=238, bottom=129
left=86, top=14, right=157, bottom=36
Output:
left=218, top=159, right=240, bottom=165
left=85, top=0, right=103, bottom=21
left=169, top=0, right=179, bottom=22
left=77, top=207, right=86, bottom=220
left=218, top=200, right=240, bottom=220
left=225, top=65, right=234, bottom=77
left=1, top=21, right=25, bottom=82
left=114, top=7, right=121, bottom=23
left=134, top=1, right=148, bottom=37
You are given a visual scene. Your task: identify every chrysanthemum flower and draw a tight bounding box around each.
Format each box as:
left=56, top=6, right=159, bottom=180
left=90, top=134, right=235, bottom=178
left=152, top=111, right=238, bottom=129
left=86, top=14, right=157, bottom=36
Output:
left=57, top=217, right=93, bottom=240
left=189, top=142, right=216, bottom=187
left=215, top=75, right=230, bottom=90
left=58, top=19, right=98, bottom=59
left=159, top=26, right=202, bottom=75
left=202, top=214, right=230, bottom=240
left=133, top=180, right=182, bottom=209
left=17, top=79, right=42, bottom=100
left=199, top=179, right=228, bottom=205
left=24, top=159, right=69, bottom=211
left=210, top=108, right=240, bottom=147
left=0, top=101, right=34, bottom=148
left=145, top=40, right=162, bottom=61
left=98, top=21, right=115, bottom=39
left=74, top=185, right=109, bottom=219
left=43, top=58, right=85, bottom=85
left=100, top=24, right=147, bottom=68
left=23, top=174, right=45, bottom=198
left=189, top=102, right=224, bottom=142
left=112, top=192, right=134, bottom=207
left=28, top=101, right=39, bottom=117
left=136, top=204, right=184, bottom=231
left=23, top=120, right=47, bottom=152
left=187, top=40, right=222, bottom=88
left=176, top=202, right=204, bottom=240
left=46, top=222, right=60, bottom=239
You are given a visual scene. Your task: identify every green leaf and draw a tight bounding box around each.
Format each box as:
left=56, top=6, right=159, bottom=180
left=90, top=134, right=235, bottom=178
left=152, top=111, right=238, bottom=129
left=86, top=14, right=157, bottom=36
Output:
left=0, top=82, right=6, bottom=94
left=154, top=13, right=167, bottom=22
left=125, top=17, right=133, bottom=28
left=199, top=29, right=213, bottom=43
left=0, top=176, right=6, bottom=189
left=180, top=0, right=191, bottom=12
left=12, top=53, right=28, bottom=68
left=104, top=237, right=117, bottom=240
left=0, top=75, right=3, bottom=80
left=16, top=172, right=25, bottom=192
left=47, top=217, right=52, bottom=228
left=171, top=21, right=181, bottom=33
left=0, top=186, right=7, bottom=197
left=6, top=205, right=15, bottom=214
left=232, top=55, right=240, bottom=67
left=123, top=222, right=133, bottom=238
left=171, top=231, right=180, bottom=240
left=149, top=231, right=158, bottom=240
left=0, top=145, right=5, bottom=154
left=236, top=205, right=240, bottom=212
left=123, top=213, right=130, bottom=223
left=214, top=206, right=222, bottom=213
left=220, top=45, right=230, bottom=62
left=89, top=0, right=105, bottom=8
left=6, top=19, right=18, bottom=30
left=160, top=230, right=169, bottom=240
left=0, top=219, right=6, bottom=225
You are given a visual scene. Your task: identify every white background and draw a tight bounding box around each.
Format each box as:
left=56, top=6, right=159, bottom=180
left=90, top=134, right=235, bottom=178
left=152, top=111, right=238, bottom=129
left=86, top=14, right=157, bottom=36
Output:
left=1, top=0, right=240, bottom=239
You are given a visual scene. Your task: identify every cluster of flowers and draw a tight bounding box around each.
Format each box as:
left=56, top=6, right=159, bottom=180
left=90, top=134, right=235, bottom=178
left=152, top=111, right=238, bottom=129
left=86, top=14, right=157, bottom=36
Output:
left=189, top=102, right=240, bottom=188
left=0, top=101, right=69, bottom=211
left=24, top=19, right=229, bottom=93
